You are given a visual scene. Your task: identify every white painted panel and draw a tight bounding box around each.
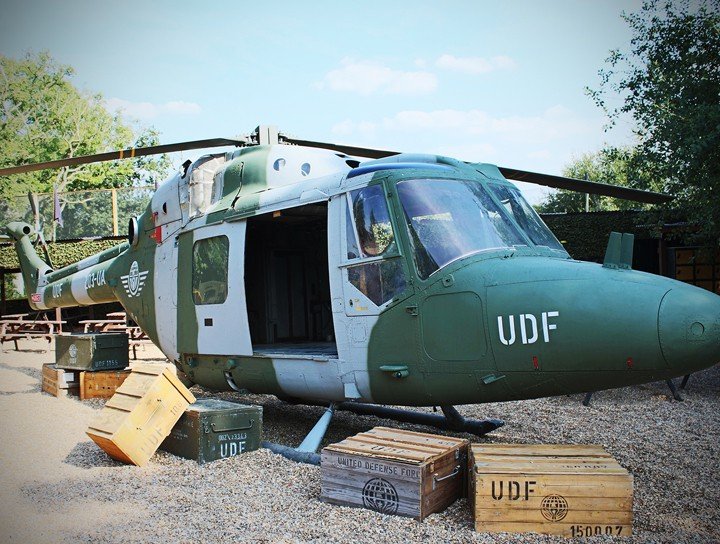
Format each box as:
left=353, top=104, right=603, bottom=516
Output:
left=70, top=271, right=94, bottom=305
left=154, top=235, right=178, bottom=360
left=272, top=358, right=346, bottom=401
left=194, top=221, right=252, bottom=356
left=327, top=194, right=373, bottom=401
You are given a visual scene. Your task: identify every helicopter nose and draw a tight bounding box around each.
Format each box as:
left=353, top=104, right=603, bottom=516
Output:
left=658, top=287, right=720, bottom=373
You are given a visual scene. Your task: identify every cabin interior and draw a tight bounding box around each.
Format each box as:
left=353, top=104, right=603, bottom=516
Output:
left=244, top=203, right=337, bottom=356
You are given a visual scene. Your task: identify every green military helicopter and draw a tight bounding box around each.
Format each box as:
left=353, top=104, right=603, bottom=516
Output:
left=3, top=126, right=719, bottom=458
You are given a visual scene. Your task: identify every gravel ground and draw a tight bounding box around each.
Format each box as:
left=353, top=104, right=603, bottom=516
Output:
left=0, top=338, right=718, bottom=543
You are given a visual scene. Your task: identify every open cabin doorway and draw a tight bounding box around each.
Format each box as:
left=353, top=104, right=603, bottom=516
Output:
left=244, top=202, right=337, bottom=357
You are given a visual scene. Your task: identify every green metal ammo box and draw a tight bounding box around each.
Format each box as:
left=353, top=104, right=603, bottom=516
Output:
left=160, top=398, right=262, bottom=464
left=55, top=333, right=129, bottom=371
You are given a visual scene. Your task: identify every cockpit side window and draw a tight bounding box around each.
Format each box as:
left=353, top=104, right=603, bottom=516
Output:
left=343, top=185, right=406, bottom=306
left=350, top=185, right=395, bottom=258
left=487, top=184, right=565, bottom=251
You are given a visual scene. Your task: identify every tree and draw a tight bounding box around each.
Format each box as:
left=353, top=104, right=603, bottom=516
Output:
left=0, top=52, right=170, bottom=236
left=537, top=146, right=656, bottom=213
left=587, top=0, right=720, bottom=244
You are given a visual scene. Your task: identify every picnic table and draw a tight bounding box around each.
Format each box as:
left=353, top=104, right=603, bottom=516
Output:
left=80, top=319, right=127, bottom=333
left=0, top=313, right=67, bottom=350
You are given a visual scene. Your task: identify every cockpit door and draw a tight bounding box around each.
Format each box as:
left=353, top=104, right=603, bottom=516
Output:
left=328, top=187, right=419, bottom=403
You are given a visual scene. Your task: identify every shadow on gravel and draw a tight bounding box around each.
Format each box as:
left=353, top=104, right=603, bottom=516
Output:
left=0, top=361, right=42, bottom=380
left=64, top=441, right=123, bottom=469
left=133, top=357, right=170, bottom=364
left=0, top=388, right=38, bottom=396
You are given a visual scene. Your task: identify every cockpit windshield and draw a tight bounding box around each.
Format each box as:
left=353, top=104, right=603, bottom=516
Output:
left=397, top=178, right=527, bottom=279
left=487, top=183, right=565, bottom=251
left=396, top=178, right=566, bottom=279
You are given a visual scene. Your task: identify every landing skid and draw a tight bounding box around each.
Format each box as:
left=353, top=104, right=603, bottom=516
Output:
left=582, top=375, right=690, bottom=406
left=263, top=402, right=504, bottom=465
left=335, top=403, right=504, bottom=436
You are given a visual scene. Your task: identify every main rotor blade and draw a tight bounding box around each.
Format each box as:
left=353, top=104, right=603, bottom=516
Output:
left=282, top=138, right=673, bottom=204
left=497, top=167, right=673, bottom=204
left=281, top=137, right=398, bottom=159
left=0, top=138, right=248, bottom=176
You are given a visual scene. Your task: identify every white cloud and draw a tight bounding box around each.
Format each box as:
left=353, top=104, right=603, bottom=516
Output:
left=329, top=106, right=609, bottom=205
left=373, top=105, right=594, bottom=144
left=435, top=54, right=516, bottom=74
left=105, top=98, right=201, bottom=119
left=332, top=119, right=378, bottom=138
left=316, top=58, right=437, bottom=95
left=163, top=101, right=202, bottom=115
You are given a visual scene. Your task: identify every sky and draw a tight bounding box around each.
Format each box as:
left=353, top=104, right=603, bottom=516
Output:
left=0, top=0, right=644, bottom=204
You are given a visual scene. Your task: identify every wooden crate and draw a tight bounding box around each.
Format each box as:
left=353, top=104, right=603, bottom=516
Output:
left=80, top=369, right=131, bottom=400
left=86, top=364, right=196, bottom=466
left=321, top=427, right=468, bottom=520
left=470, top=444, right=633, bottom=537
left=41, top=363, right=80, bottom=398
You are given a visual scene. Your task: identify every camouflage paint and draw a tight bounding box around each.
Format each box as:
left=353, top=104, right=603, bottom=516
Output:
left=45, top=243, right=128, bottom=284
left=6, top=222, right=53, bottom=307
left=7, top=147, right=720, bottom=408
left=365, top=163, right=720, bottom=405
left=176, top=230, right=200, bottom=355
left=179, top=354, right=282, bottom=395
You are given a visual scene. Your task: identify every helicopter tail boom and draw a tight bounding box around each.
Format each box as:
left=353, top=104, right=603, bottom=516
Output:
left=6, top=222, right=120, bottom=310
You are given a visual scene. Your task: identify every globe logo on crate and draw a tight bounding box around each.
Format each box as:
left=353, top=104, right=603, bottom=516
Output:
left=541, top=494, right=569, bottom=522
left=121, top=261, right=149, bottom=297
left=69, top=344, right=78, bottom=361
left=362, top=478, right=399, bottom=515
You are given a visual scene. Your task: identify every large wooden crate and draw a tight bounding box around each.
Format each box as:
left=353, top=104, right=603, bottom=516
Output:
left=321, top=427, right=468, bottom=520
left=80, top=369, right=131, bottom=400
left=41, top=363, right=80, bottom=398
left=86, top=364, right=196, bottom=466
left=470, top=444, right=633, bottom=537
left=160, top=398, right=263, bottom=464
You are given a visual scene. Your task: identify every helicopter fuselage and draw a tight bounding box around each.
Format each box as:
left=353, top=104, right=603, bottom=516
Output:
left=10, top=145, right=720, bottom=406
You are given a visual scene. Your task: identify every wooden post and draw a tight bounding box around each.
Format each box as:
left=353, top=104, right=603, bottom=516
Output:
left=111, top=189, right=119, bottom=236
left=29, top=192, right=40, bottom=232
left=55, top=307, right=62, bottom=333
left=0, top=270, right=6, bottom=317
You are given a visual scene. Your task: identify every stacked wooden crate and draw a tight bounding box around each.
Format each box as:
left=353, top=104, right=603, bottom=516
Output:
left=47, top=332, right=131, bottom=400
left=321, top=427, right=468, bottom=520
left=79, top=369, right=131, bottom=400
left=469, top=444, right=633, bottom=537
left=41, top=363, right=80, bottom=398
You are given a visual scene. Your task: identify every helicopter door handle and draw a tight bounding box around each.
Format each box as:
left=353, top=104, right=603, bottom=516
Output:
left=379, top=365, right=409, bottom=379
left=405, top=305, right=418, bottom=316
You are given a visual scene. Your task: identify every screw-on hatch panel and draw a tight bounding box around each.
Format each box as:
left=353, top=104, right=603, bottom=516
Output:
left=422, top=292, right=486, bottom=361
